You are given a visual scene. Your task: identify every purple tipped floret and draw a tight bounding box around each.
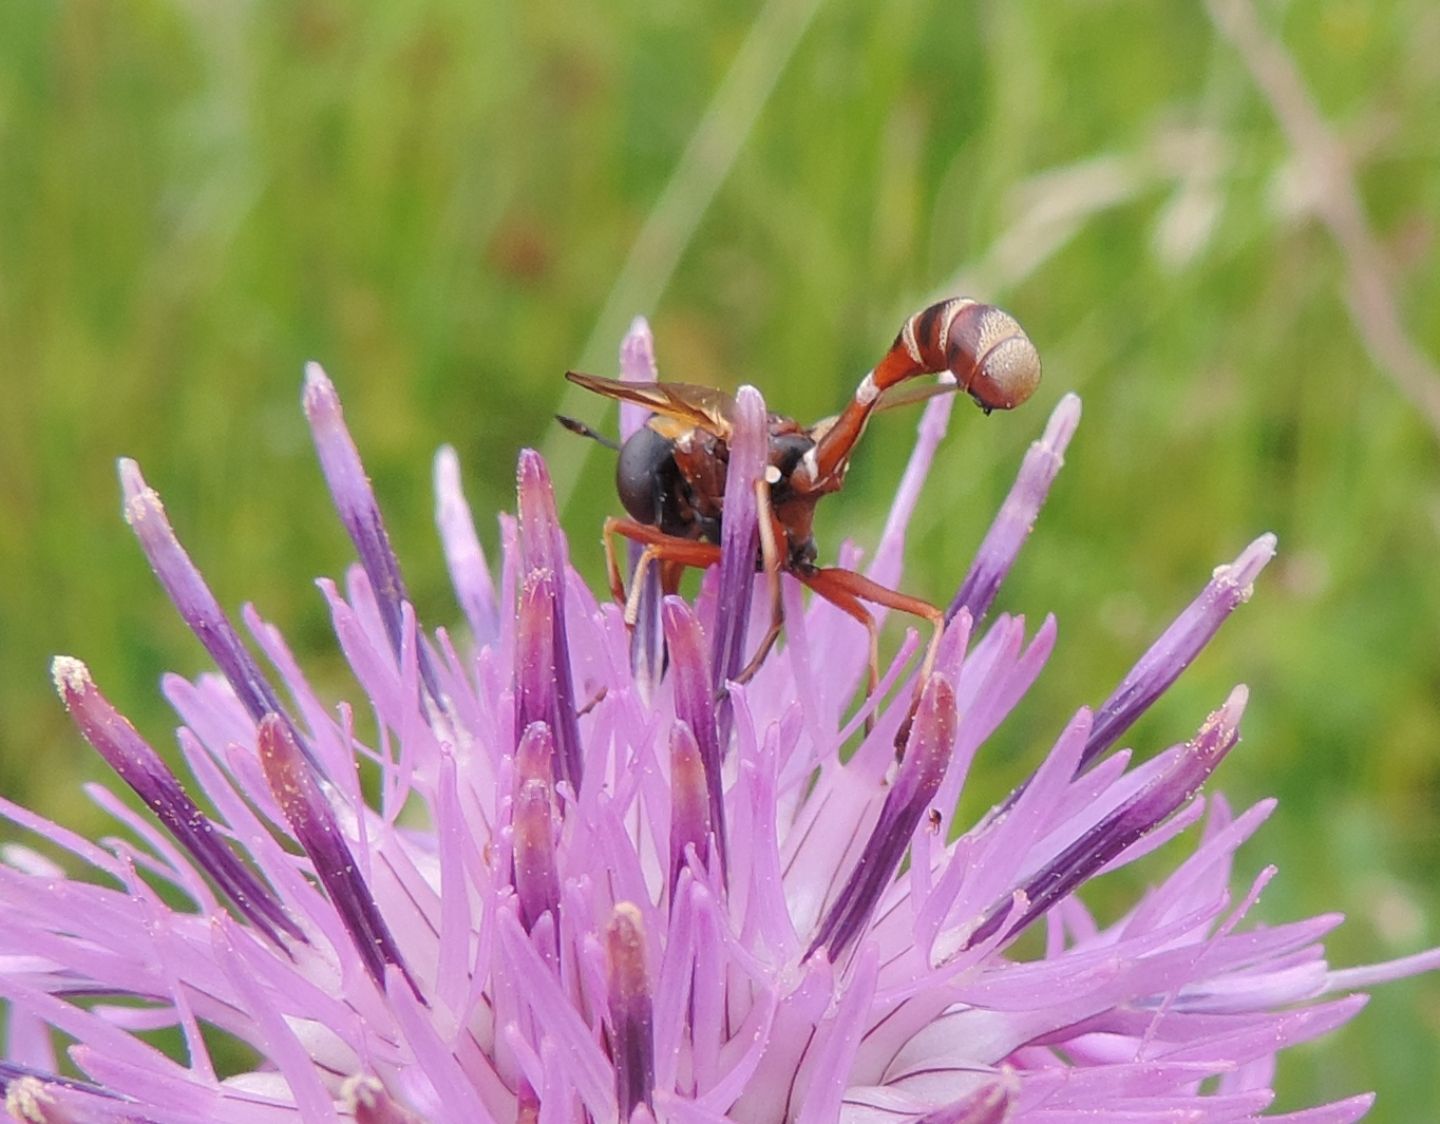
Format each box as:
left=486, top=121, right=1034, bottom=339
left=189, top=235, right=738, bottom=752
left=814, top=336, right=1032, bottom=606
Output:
left=666, top=720, right=712, bottom=899
left=516, top=451, right=585, bottom=791
left=949, top=393, right=1081, bottom=625
left=257, top=714, right=421, bottom=999
left=618, top=316, right=666, bottom=693
left=709, top=386, right=768, bottom=702
left=807, top=674, right=957, bottom=961
left=512, top=722, right=562, bottom=934
left=304, top=364, right=446, bottom=708
left=52, top=657, right=303, bottom=948
left=970, top=686, right=1247, bottom=949
left=119, top=459, right=321, bottom=773
left=605, top=903, right=656, bottom=1117
left=1081, top=536, right=1274, bottom=771
left=662, top=597, right=727, bottom=875
left=434, top=445, right=501, bottom=648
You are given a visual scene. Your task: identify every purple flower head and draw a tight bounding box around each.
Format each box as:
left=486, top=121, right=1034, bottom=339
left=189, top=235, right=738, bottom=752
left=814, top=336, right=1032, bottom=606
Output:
left=4, top=325, right=1438, bottom=1123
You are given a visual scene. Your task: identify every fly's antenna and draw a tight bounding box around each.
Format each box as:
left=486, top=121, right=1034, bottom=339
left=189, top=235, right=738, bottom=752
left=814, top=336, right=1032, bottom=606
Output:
left=556, top=415, right=621, bottom=451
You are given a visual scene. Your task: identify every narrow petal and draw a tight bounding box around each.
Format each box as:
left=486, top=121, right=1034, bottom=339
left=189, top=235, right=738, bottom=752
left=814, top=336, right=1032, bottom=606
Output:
left=433, top=445, right=500, bottom=648
left=606, top=903, right=656, bottom=1117
left=615, top=316, right=667, bottom=695
left=710, top=385, right=767, bottom=697
left=797, top=945, right=878, bottom=1124
left=973, top=686, right=1247, bottom=948
left=1327, top=946, right=1440, bottom=991
left=808, top=674, right=957, bottom=961
left=514, top=569, right=558, bottom=745
left=496, top=912, right=616, bottom=1119
left=118, top=459, right=319, bottom=769
left=516, top=450, right=585, bottom=790
left=257, top=714, right=420, bottom=998
left=1262, top=1094, right=1375, bottom=1124
left=512, top=722, right=561, bottom=934
left=667, top=721, right=711, bottom=898
left=303, top=364, right=444, bottom=707
left=868, top=393, right=956, bottom=590
left=213, top=919, right=342, bottom=1123
left=52, top=657, right=302, bottom=947
left=1081, top=534, right=1274, bottom=770
left=618, top=315, right=659, bottom=439
left=662, top=597, right=727, bottom=873
left=949, top=392, right=1080, bottom=624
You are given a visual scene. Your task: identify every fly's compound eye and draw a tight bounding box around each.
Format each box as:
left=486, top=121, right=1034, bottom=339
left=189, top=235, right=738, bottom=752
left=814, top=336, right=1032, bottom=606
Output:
left=615, top=426, right=675, bottom=526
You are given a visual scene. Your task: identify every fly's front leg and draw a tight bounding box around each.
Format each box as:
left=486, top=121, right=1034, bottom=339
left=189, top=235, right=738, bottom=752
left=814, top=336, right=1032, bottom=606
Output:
left=626, top=546, right=660, bottom=627
left=603, top=518, right=725, bottom=629
left=732, top=479, right=787, bottom=687
left=603, top=517, right=630, bottom=608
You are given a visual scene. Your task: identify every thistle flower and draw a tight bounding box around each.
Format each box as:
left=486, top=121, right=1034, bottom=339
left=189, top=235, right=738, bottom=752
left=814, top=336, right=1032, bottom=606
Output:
left=4, top=322, right=1437, bottom=1124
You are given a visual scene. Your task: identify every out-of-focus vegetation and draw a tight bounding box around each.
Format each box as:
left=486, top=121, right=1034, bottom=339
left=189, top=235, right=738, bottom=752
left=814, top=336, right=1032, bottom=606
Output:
left=1, top=0, right=1436, bottom=1113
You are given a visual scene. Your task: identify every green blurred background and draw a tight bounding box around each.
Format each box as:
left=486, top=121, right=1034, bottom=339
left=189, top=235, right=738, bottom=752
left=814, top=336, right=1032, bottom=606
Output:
left=1, top=0, right=1437, bottom=1114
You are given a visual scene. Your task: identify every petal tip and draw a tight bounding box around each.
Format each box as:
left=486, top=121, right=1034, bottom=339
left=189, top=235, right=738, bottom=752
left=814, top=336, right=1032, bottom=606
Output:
left=1196, top=684, right=1248, bottom=754
left=733, top=384, right=766, bottom=415
left=303, top=359, right=330, bottom=388
left=301, top=362, right=338, bottom=420
left=516, top=448, right=552, bottom=492
left=1221, top=683, right=1249, bottom=726
left=1044, top=392, right=1083, bottom=448
left=621, top=316, right=656, bottom=377
left=51, top=654, right=90, bottom=702
left=116, top=456, right=143, bottom=493
left=659, top=594, right=695, bottom=634
left=117, top=458, right=156, bottom=520
left=1213, top=533, right=1277, bottom=599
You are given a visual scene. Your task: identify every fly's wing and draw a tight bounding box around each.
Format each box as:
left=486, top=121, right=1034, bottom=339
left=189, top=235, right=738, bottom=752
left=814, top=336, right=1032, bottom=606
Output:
left=804, top=376, right=959, bottom=451
left=566, top=372, right=735, bottom=441
left=872, top=374, right=959, bottom=414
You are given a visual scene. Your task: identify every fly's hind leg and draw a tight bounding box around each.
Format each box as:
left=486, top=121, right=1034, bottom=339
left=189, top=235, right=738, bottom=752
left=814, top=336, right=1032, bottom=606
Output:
left=796, top=569, right=882, bottom=735
left=801, top=567, right=946, bottom=747
left=806, top=568, right=945, bottom=682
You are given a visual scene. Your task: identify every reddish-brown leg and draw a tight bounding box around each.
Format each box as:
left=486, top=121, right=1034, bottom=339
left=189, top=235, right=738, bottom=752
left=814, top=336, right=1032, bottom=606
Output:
left=801, top=567, right=948, bottom=743
left=602, top=517, right=631, bottom=607
left=603, top=518, right=722, bottom=624
left=795, top=569, right=882, bottom=733
left=804, top=567, right=945, bottom=681
left=659, top=559, right=687, bottom=597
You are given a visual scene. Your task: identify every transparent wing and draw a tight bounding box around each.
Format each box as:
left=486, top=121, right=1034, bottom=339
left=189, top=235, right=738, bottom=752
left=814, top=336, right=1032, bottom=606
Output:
left=872, top=375, right=959, bottom=414
left=566, top=372, right=735, bottom=439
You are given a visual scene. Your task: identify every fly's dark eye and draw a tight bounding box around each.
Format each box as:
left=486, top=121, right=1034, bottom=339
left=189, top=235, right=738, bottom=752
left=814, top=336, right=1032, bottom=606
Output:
left=615, top=427, right=674, bottom=526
